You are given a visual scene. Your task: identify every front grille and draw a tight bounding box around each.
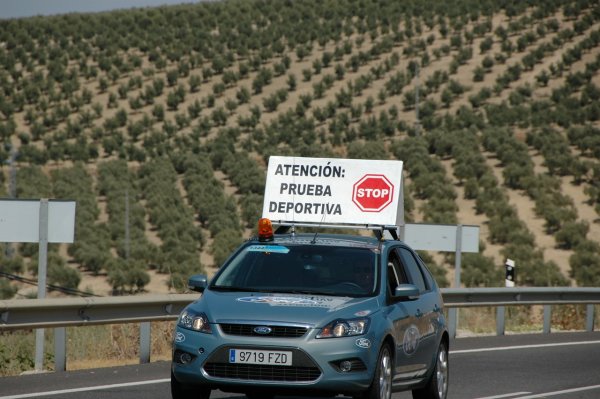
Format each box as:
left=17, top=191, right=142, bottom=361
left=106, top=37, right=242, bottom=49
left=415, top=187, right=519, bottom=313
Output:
left=203, top=363, right=321, bottom=382
left=219, top=323, right=308, bottom=338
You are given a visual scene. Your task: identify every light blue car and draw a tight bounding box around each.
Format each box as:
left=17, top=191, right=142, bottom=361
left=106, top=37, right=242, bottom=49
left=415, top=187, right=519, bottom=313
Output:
left=171, top=220, right=448, bottom=399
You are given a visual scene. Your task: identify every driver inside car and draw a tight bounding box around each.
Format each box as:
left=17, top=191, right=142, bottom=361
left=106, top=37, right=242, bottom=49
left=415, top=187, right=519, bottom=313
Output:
left=351, top=263, right=374, bottom=292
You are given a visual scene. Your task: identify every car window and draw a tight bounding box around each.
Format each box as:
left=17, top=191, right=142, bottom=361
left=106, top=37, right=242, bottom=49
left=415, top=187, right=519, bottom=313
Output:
left=398, top=247, right=429, bottom=293
left=386, top=250, right=408, bottom=294
left=415, top=253, right=436, bottom=289
left=211, top=243, right=378, bottom=297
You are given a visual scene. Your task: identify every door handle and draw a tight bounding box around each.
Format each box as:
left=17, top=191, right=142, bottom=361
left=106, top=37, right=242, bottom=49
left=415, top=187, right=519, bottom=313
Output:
left=415, top=309, right=423, bottom=318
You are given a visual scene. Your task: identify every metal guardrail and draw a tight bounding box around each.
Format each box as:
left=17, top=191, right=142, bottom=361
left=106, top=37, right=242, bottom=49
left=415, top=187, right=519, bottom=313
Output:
left=1, top=288, right=599, bottom=372
left=0, top=293, right=198, bottom=373
left=0, top=294, right=198, bottom=329
left=443, top=287, right=600, bottom=307
left=443, top=287, right=600, bottom=338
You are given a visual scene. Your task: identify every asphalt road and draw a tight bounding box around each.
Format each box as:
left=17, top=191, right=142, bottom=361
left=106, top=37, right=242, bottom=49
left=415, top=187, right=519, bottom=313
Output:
left=2, top=332, right=600, bottom=399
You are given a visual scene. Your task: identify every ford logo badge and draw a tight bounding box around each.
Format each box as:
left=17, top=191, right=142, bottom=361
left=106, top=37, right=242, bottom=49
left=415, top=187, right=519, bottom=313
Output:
left=253, top=326, right=272, bottom=335
left=175, top=332, right=186, bottom=343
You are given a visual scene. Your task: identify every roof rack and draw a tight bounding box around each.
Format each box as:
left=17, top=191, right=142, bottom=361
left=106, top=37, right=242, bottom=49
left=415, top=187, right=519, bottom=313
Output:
left=272, top=221, right=399, bottom=241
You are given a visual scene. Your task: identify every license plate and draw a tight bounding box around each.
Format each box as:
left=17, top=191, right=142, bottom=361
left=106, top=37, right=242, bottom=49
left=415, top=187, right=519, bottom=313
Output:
left=229, top=349, right=292, bottom=366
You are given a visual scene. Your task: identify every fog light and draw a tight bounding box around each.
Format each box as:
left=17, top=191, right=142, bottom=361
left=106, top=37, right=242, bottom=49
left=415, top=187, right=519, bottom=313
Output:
left=340, top=360, right=352, bottom=372
left=174, top=350, right=197, bottom=365
left=180, top=352, right=193, bottom=364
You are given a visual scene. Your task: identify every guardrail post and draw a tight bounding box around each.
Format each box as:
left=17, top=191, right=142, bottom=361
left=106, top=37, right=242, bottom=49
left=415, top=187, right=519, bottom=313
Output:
left=140, top=322, right=151, bottom=364
left=496, top=306, right=505, bottom=336
left=586, top=304, right=595, bottom=332
left=448, top=308, right=457, bottom=338
left=543, top=305, right=552, bottom=333
left=54, top=327, right=66, bottom=372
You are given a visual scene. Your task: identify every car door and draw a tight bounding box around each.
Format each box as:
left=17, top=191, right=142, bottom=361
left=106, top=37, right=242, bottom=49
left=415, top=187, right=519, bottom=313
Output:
left=384, top=247, right=423, bottom=382
left=397, top=246, right=441, bottom=374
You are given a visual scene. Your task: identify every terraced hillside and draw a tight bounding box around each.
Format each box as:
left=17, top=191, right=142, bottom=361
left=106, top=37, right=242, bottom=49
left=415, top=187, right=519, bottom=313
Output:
left=0, top=0, right=599, bottom=298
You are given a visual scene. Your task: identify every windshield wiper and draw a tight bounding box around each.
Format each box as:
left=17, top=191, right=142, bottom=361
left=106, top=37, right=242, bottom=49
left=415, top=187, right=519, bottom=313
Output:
left=210, top=286, right=261, bottom=292
left=210, top=286, right=298, bottom=293
left=286, top=289, right=339, bottom=296
left=210, top=286, right=352, bottom=297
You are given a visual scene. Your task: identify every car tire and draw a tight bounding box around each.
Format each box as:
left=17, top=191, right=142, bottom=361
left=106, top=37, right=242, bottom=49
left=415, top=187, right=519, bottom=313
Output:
left=354, top=343, right=393, bottom=399
left=171, top=371, right=211, bottom=399
left=412, top=341, right=449, bottom=399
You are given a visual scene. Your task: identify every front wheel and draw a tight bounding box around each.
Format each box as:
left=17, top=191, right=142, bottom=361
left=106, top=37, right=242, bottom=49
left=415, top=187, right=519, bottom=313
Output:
left=412, top=341, right=449, bottom=399
left=171, top=371, right=211, bottom=399
left=354, top=344, right=393, bottom=399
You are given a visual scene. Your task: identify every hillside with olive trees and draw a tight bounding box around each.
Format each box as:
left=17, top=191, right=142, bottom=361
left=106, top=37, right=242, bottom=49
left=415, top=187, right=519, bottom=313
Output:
left=0, top=0, right=599, bottom=298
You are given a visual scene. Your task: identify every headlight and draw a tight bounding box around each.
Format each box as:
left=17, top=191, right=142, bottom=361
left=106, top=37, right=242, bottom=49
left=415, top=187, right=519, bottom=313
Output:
left=178, top=310, right=212, bottom=333
left=316, top=318, right=370, bottom=338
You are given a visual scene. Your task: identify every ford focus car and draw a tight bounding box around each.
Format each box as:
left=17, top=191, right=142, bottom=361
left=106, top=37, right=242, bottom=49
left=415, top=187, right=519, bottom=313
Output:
left=171, top=219, right=448, bottom=399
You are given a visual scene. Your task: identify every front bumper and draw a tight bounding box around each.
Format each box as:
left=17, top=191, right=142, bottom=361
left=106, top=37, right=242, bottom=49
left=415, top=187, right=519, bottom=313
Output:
left=171, top=323, right=379, bottom=395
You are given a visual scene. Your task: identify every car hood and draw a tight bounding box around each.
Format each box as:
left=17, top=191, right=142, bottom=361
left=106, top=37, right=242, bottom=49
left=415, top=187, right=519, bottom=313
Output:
left=193, top=289, right=381, bottom=327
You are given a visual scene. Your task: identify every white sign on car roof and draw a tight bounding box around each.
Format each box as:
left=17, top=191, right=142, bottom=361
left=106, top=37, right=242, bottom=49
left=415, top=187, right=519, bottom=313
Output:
left=262, top=156, right=404, bottom=226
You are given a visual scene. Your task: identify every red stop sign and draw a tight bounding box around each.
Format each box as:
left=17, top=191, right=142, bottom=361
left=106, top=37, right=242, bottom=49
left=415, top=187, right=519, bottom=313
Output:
left=352, top=174, right=394, bottom=212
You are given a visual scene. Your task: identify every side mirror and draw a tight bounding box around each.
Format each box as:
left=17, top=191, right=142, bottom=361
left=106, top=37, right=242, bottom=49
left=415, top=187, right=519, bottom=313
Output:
left=394, top=284, right=420, bottom=300
left=188, top=274, right=208, bottom=293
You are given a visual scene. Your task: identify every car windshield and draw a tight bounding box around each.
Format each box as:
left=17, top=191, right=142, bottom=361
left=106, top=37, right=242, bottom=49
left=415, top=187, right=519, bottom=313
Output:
left=211, top=243, right=378, bottom=297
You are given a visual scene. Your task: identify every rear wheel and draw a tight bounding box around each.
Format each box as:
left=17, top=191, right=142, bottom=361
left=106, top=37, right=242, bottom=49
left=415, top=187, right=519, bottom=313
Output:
left=354, top=344, right=392, bottom=399
left=412, top=341, right=449, bottom=399
left=171, top=371, right=211, bottom=399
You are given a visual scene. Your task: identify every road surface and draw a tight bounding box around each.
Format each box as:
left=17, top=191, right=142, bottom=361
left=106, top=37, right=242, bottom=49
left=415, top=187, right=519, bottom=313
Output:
left=2, top=332, right=600, bottom=399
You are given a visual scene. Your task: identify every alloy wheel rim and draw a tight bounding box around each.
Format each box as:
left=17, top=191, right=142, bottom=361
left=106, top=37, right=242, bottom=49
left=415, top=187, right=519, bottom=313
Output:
left=436, top=347, right=449, bottom=398
left=379, top=349, right=392, bottom=399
